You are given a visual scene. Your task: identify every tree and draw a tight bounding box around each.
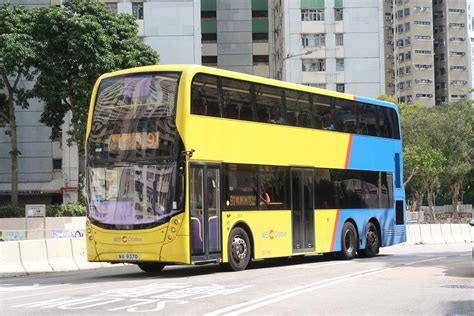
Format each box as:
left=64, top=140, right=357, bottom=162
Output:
left=33, top=0, right=159, bottom=148
left=0, top=4, right=38, bottom=206
left=435, top=100, right=473, bottom=219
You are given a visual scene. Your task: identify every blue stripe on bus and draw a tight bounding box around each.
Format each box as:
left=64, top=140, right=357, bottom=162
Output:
left=347, top=135, right=402, bottom=172
left=331, top=209, right=406, bottom=252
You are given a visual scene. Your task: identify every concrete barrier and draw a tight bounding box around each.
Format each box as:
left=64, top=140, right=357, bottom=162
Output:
left=430, top=224, right=445, bottom=244
left=419, top=224, right=434, bottom=244
left=70, top=238, right=102, bottom=270
left=407, top=224, right=422, bottom=244
left=19, top=240, right=53, bottom=274
left=459, top=224, right=472, bottom=243
left=451, top=224, right=464, bottom=243
left=440, top=224, right=455, bottom=243
left=0, top=241, right=26, bottom=277
left=46, top=238, right=79, bottom=272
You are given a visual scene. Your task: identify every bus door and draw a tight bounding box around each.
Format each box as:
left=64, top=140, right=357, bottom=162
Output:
left=291, top=168, right=315, bottom=253
left=189, top=164, right=221, bottom=262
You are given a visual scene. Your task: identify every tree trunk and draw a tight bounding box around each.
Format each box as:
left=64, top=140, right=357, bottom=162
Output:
left=451, top=182, right=460, bottom=220
left=8, top=92, right=19, bottom=207
left=427, top=186, right=435, bottom=222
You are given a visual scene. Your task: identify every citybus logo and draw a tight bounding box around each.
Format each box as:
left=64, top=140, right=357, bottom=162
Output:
left=113, top=236, right=143, bottom=243
left=261, top=229, right=287, bottom=239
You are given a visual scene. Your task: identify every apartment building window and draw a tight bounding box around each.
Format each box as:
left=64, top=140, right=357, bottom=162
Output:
left=440, top=68, right=446, bottom=75
left=404, top=37, right=411, bottom=45
left=433, top=11, right=444, bottom=20
left=302, top=34, right=325, bottom=48
left=404, top=22, right=410, bottom=31
left=449, top=23, right=465, bottom=28
left=336, top=84, right=345, bottom=93
left=202, top=56, right=218, bottom=65
left=132, top=2, right=144, bottom=19
left=305, top=83, right=326, bottom=89
left=398, top=53, right=404, bottom=62
left=451, top=95, right=466, bottom=100
left=449, top=51, right=465, bottom=56
left=448, top=8, right=465, bottom=13
left=451, top=80, right=467, bottom=85
left=415, top=79, right=432, bottom=84
left=450, top=65, right=466, bottom=71
left=404, top=8, right=410, bottom=16
left=396, top=10, right=403, bottom=19
left=414, top=20, right=430, bottom=26
left=104, top=2, right=117, bottom=13
left=439, top=53, right=445, bottom=61
left=398, top=96, right=405, bottom=103
left=449, top=37, right=466, bottom=42
left=415, top=50, right=431, bottom=55
left=335, top=8, right=343, bottom=21
left=405, top=51, right=411, bottom=60
left=397, top=24, right=404, bottom=33
left=415, top=35, right=431, bottom=40
left=397, top=67, right=405, bottom=75
left=416, top=93, right=433, bottom=98
left=405, top=66, right=411, bottom=74
left=414, top=64, right=432, bottom=69
left=433, top=0, right=443, bottom=5
left=302, top=59, right=326, bottom=72
left=396, top=39, right=404, bottom=47
left=335, top=33, right=344, bottom=46
left=302, top=9, right=324, bottom=21
left=414, top=6, right=430, bottom=12
left=52, top=159, right=62, bottom=170
left=434, top=26, right=445, bottom=33
left=434, top=40, right=446, bottom=48
left=336, top=59, right=344, bottom=71
left=407, top=95, right=413, bottom=104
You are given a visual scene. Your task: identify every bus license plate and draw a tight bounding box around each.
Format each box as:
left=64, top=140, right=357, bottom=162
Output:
left=117, top=253, right=139, bottom=260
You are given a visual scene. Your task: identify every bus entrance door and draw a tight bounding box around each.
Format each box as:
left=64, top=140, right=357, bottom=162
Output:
left=189, top=164, right=222, bottom=262
left=291, top=168, right=315, bottom=253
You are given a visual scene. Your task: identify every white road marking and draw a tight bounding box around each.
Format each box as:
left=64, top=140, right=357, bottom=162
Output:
left=0, top=283, right=64, bottom=293
left=206, top=255, right=449, bottom=316
left=0, top=285, right=99, bottom=301
left=285, top=261, right=348, bottom=270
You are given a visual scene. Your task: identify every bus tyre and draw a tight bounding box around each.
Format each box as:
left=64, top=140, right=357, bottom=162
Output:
left=337, top=222, right=358, bottom=260
left=137, top=262, right=165, bottom=273
left=227, top=227, right=251, bottom=271
left=359, top=222, right=379, bottom=258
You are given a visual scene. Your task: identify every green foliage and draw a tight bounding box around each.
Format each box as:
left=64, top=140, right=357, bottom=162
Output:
left=396, top=98, right=473, bottom=211
left=0, top=204, right=24, bottom=218
left=46, top=204, right=86, bottom=217
left=33, top=0, right=159, bottom=145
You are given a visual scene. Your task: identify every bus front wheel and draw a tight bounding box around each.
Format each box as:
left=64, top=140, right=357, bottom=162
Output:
left=359, top=222, right=379, bottom=258
left=137, top=262, right=166, bottom=272
left=226, top=227, right=251, bottom=271
left=337, top=222, right=358, bottom=260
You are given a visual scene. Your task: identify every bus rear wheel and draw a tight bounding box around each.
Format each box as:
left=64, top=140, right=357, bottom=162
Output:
left=359, top=222, right=379, bottom=258
left=226, top=227, right=251, bottom=271
left=137, top=262, right=166, bottom=272
left=337, top=222, right=358, bottom=260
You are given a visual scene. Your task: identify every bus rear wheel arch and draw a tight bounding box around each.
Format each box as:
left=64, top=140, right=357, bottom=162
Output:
left=359, top=220, right=380, bottom=258
left=225, top=225, right=252, bottom=271
left=337, top=221, right=358, bottom=260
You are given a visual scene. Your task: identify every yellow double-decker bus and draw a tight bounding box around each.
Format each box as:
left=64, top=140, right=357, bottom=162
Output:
left=86, top=65, right=405, bottom=271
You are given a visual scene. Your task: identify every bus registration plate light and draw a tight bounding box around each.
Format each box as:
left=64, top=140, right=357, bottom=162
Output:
left=117, top=253, right=139, bottom=260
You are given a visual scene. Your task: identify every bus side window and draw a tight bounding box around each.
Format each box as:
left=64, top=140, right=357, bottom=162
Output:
left=191, top=74, right=220, bottom=117
left=334, top=98, right=357, bottom=133
left=313, top=94, right=334, bottom=130
left=255, top=84, right=284, bottom=124
left=285, top=89, right=313, bottom=128
left=222, top=78, right=254, bottom=121
left=358, top=103, right=378, bottom=137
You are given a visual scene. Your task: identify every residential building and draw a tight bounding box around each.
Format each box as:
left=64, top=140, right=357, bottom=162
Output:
left=384, top=0, right=471, bottom=106
left=282, top=0, right=387, bottom=98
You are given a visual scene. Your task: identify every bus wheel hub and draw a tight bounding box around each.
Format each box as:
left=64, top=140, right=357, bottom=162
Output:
left=232, top=236, right=247, bottom=261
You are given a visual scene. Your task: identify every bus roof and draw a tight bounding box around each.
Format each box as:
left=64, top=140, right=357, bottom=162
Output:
left=97, top=64, right=398, bottom=111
